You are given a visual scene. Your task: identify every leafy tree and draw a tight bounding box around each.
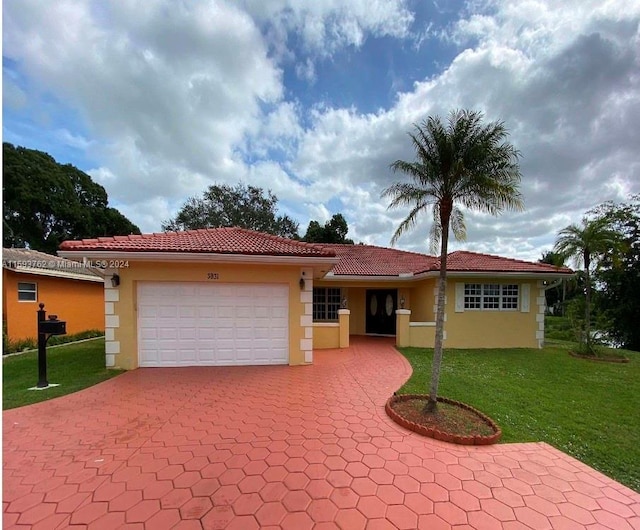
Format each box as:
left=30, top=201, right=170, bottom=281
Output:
left=553, top=217, right=619, bottom=353
left=303, top=213, right=354, bottom=244
left=383, top=109, right=523, bottom=412
left=539, top=251, right=572, bottom=315
left=2, top=143, right=140, bottom=253
left=591, top=196, right=640, bottom=351
left=163, top=183, right=299, bottom=239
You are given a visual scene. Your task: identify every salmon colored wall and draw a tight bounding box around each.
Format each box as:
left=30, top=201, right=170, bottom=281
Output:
left=3, top=269, right=104, bottom=341
left=109, top=261, right=308, bottom=370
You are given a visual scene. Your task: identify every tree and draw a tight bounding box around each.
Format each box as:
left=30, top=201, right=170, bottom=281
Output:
left=163, top=183, right=299, bottom=239
left=383, top=109, right=523, bottom=412
left=539, top=251, right=569, bottom=315
left=303, top=213, right=354, bottom=244
left=3, top=143, right=140, bottom=253
left=553, top=217, right=619, bottom=353
left=590, top=196, right=640, bottom=351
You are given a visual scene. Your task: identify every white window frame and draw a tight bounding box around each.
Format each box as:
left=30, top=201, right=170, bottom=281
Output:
left=463, top=283, right=519, bottom=311
left=313, top=287, right=342, bottom=322
left=18, top=282, right=37, bottom=302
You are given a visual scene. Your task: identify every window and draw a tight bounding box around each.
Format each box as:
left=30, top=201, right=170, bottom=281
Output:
left=313, top=287, right=341, bottom=321
left=18, top=282, right=37, bottom=302
left=464, top=283, right=518, bottom=311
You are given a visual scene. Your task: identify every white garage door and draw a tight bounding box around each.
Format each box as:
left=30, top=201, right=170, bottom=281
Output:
left=137, top=282, right=289, bottom=367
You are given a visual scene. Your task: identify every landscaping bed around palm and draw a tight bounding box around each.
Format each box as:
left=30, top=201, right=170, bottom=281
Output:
left=396, top=341, right=639, bottom=493
left=386, top=394, right=501, bottom=444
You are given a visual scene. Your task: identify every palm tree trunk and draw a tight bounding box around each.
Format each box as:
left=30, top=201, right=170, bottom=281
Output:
left=584, top=251, right=591, bottom=350
left=425, top=207, right=451, bottom=413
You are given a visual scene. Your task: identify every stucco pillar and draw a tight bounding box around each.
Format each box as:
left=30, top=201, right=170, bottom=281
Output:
left=396, top=309, right=411, bottom=347
left=338, top=309, right=350, bottom=348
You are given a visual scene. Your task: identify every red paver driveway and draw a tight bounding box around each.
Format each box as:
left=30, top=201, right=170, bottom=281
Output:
left=4, top=337, right=640, bottom=529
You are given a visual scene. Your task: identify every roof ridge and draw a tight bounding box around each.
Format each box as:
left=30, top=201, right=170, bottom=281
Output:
left=449, top=250, right=572, bottom=271
left=319, top=242, right=438, bottom=259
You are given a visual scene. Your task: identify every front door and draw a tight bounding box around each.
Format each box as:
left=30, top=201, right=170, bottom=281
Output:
left=365, top=289, right=397, bottom=335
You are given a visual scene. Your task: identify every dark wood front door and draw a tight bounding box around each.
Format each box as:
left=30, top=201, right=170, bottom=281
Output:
left=365, top=289, right=397, bottom=335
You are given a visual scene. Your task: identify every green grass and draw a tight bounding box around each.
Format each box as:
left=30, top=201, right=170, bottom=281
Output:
left=3, top=338, right=125, bottom=410
left=545, top=315, right=575, bottom=342
left=397, top=342, right=640, bottom=493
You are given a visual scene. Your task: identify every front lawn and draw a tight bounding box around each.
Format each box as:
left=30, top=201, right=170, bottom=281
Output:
left=3, top=338, right=124, bottom=410
left=397, top=342, right=640, bottom=493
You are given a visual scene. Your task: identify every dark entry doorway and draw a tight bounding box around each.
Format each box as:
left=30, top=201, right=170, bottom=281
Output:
left=365, top=289, right=397, bottom=335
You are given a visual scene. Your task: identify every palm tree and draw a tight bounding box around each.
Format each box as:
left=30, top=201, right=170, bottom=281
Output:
left=553, top=218, right=619, bottom=352
left=382, top=109, right=523, bottom=413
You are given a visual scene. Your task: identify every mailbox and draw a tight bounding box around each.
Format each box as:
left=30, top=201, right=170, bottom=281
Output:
left=35, top=304, right=67, bottom=388
left=39, top=315, right=66, bottom=336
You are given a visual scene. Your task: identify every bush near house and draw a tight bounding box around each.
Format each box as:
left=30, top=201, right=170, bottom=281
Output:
left=3, top=329, right=104, bottom=355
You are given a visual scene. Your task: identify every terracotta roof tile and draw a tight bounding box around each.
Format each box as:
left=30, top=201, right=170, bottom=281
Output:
left=59, top=228, right=336, bottom=258
left=317, top=244, right=437, bottom=276
left=316, top=245, right=572, bottom=277
left=58, top=229, right=572, bottom=276
left=445, top=251, right=573, bottom=275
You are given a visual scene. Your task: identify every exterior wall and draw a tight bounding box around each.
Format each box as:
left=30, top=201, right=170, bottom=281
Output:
left=105, top=261, right=309, bottom=370
left=313, top=323, right=340, bottom=349
left=444, top=279, right=540, bottom=349
left=409, top=322, right=436, bottom=347
left=407, top=279, right=437, bottom=322
left=313, top=280, right=435, bottom=336
left=3, top=269, right=104, bottom=341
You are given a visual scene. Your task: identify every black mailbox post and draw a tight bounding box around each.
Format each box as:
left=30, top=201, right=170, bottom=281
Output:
left=37, top=303, right=67, bottom=388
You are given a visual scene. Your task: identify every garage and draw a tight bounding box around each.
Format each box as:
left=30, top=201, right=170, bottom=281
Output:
left=137, top=282, right=289, bottom=367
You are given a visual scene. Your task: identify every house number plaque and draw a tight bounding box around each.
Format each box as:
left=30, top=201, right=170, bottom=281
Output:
left=207, top=273, right=219, bottom=280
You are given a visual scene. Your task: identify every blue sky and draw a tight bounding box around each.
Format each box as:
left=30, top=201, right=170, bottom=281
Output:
left=3, top=0, right=639, bottom=261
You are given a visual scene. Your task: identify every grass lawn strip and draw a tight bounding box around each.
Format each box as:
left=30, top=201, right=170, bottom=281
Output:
left=3, top=338, right=124, bottom=410
left=397, top=342, right=639, bottom=493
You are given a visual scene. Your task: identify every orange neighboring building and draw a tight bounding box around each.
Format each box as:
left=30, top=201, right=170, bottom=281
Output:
left=2, top=248, right=105, bottom=342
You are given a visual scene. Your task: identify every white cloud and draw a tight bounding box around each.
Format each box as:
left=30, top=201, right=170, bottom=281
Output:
left=3, top=0, right=639, bottom=263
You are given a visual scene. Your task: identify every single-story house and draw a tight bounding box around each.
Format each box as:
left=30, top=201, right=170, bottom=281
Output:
left=58, top=228, right=573, bottom=370
left=3, top=248, right=105, bottom=342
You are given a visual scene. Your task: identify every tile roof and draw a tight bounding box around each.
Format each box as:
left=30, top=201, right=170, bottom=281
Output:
left=2, top=247, right=102, bottom=280
left=59, top=227, right=336, bottom=258
left=317, top=245, right=573, bottom=277
left=445, top=251, right=574, bottom=275
left=58, top=228, right=572, bottom=276
left=317, top=244, right=438, bottom=276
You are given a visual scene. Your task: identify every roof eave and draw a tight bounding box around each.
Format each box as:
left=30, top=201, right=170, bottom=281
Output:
left=58, top=250, right=339, bottom=266
left=444, top=270, right=575, bottom=279
left=4, top=266, right=105, bottom=282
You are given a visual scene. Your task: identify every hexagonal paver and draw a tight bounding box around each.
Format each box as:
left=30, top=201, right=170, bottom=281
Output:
left=4, top=338, right=639, bottom=530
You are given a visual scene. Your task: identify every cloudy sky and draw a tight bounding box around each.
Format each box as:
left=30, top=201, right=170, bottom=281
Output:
left=3, top=0, right=639, bottom=261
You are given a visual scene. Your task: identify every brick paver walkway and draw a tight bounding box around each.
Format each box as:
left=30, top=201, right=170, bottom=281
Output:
left=4, top=337, right=639, bottom=529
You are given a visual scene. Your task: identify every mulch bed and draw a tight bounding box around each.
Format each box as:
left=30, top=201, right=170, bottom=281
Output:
left=386, top=394, right=502, bottom=445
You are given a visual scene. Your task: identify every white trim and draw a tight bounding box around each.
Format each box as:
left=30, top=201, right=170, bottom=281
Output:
left=304, top=350, right=313, bottom=363
left=455, top=283, right=465, bottom=313
left=521, top=284, right=531, bottom=313
left=105, top=341, right=120, bottom=354
left=59, top=250, right=338, bottom=266
left=313, top=322, right=339, bottom=327
left=409, top=322, right=436, bottom=327
left=105, top=289, right=119, bottom=302
left=395, top=309, right=411, bottom=315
